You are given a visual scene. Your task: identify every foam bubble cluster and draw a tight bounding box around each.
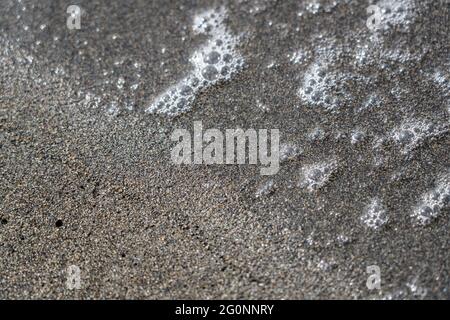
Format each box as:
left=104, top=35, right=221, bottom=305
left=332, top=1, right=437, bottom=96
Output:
left=295, top=35, right=357, bottom=112
left=376, top=0, right=417, bottom=32
left=406, top=277, right=428, bottom=299
left=146, top=7, right=244, bottom=116
left=411, top=175, right=450, bottom=226
left=305, top=1, right=321, bottom=15
left=351, top=130, right=366, bottom=145
left=308, top=127, right=326, bottom=141
left=391, top=119, right=449, bottom=155
left=298, top=0, right=342, bottom=16
left=255, top=179, right=275, bottom=198
left=289, top=49, right=311, bottom=65
left=430, top=69, right=450, bottom=99
left=299, top=160, right=337, bottom=192
left=361, top=198, right=389, bottom=230
left=280, top=143, right=302, bottom=163
left=359, top=93, right=382, bottom=113
left=298, top=62, right=339, bottom=110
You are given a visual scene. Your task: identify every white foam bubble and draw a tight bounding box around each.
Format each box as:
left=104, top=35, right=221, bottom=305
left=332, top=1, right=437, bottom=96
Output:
left=359, top=93, right=382, bottom=113
left=280, top=143, right=302, bottom=163
left=376, top=0, right=417, bottom=32
left=255, top=179, right=275, bottom=198
left=299, top=159, right=337, bottom=192
left=411, top=174, right=450, bottom=226
left=289, top=49, right=311, bottom=65
left=381, top=47, right=424, bottom=64
left=298, top=0, right=342, bottom=16
left=116, top=77, right=125, bottom=90
left=305, top=1, right=321, bottom=14
left=336, top=234, right=351, bottom=246
left=297, top=55, right=353, bottom=111
left=350, top=130, right=366, bottom=145
left=361, top=198, right=389, bottom=230
left=406, top=277, right=428, bottom=299
left=146, top=7, right=244, bottom=116
left=107, top=103, right=120, bottom=117
left=429, top=69, right=450, bottom=102
left=391, top=119, right=449, bottom=155
left=308, top=127, right=326, bottom=141
left=298, top=61, right=335, bottom=110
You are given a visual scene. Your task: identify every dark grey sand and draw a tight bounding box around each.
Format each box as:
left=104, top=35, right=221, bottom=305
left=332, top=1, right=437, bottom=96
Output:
left=0, top=0, right=449, bottom=299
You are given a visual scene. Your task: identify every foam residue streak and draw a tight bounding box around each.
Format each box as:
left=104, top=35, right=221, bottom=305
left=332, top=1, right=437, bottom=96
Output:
left=391, top=119, right=449, bottom=155
left=146, top=7, right=244, bottom=116
left=411, top=174, right=450, bottom=226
